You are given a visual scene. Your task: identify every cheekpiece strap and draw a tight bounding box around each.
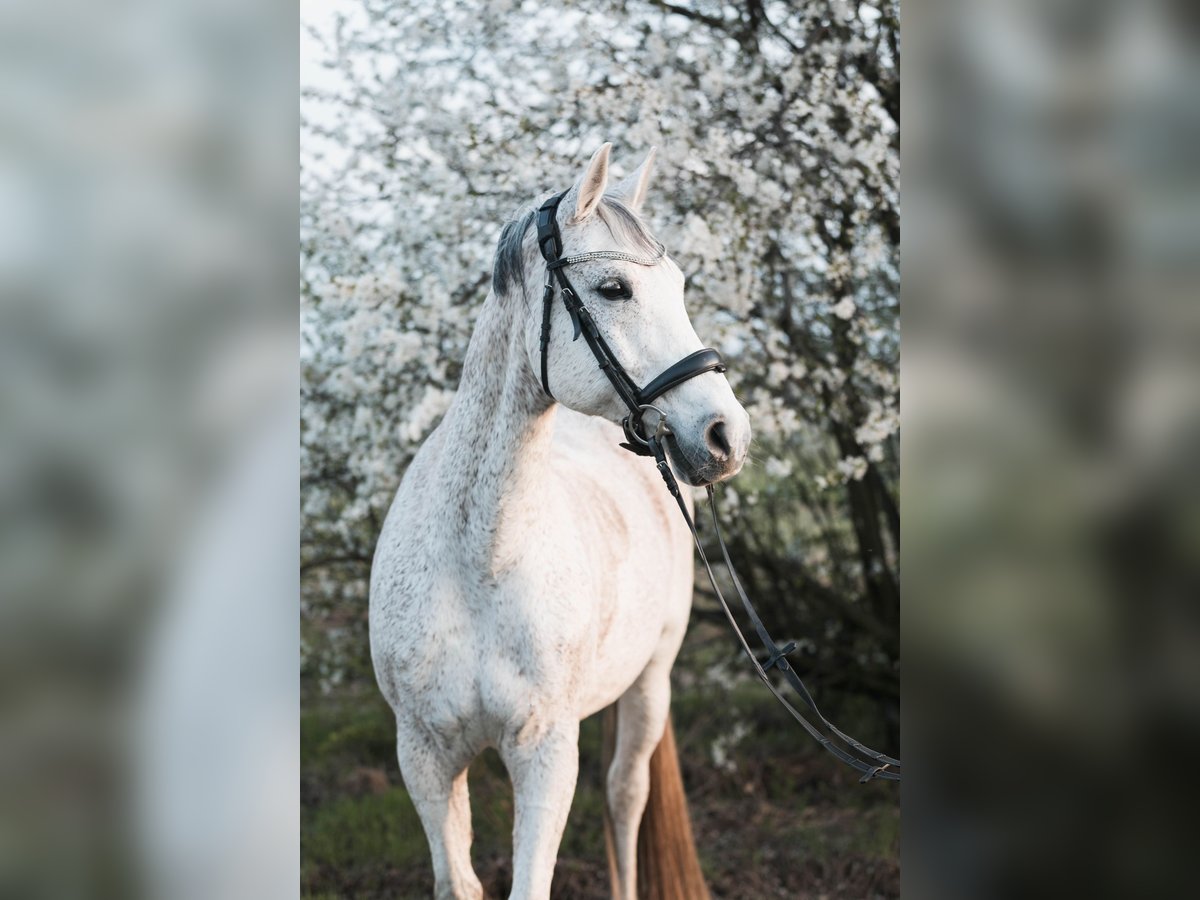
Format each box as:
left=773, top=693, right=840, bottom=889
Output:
left=536, top=192, right=566, bottom=262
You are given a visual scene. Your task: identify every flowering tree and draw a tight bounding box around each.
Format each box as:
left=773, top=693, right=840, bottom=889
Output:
left=301, top=0, right=898, bottom=707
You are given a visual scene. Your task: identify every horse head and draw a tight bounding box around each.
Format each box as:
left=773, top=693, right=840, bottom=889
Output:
left=499, top=143, right=751, bottom=486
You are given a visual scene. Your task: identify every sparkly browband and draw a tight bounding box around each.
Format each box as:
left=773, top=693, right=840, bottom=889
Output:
left=546, top=247, right=666, bottom=269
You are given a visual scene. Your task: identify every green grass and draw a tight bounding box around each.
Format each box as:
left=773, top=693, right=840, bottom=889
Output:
left=301, top=650, right=899, bottom=899
left=301, top=692, right=395, bottom=770
left=304, top=787, right=428, bottom=873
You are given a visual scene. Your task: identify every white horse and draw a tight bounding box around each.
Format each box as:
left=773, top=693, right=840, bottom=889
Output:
left=369, top=143, right=751, bottom=900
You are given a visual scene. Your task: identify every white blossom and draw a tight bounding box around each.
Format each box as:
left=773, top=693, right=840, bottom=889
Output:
left=837, top=455, right=869, bottom=482
left=832, top=297, right=857, bottom=320
left=765, top=457, right=793, bottom=478
left=301, top=0, right=899, bottom=677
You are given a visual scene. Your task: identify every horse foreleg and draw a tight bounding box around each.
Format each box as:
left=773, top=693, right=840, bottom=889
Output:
left=396, top=727, right=482, bottom=900
left=501, top=721, right=580, bottom=900
left=606, top=666, right=672, bottom=900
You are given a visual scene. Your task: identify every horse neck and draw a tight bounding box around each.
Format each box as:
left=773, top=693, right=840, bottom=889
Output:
left=435, top=290, right=556, bottom=568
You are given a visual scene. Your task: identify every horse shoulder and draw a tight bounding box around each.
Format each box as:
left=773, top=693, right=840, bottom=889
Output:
left=545, top=414, right=696, bottom=714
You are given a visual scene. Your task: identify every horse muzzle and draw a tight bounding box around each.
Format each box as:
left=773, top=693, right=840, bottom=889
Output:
left=664, top=410, right=750, bottom=487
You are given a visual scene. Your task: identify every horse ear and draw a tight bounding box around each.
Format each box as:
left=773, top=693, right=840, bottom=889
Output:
left=569, top=143, right=611, bottom=222
left=610, top=146, right=657, bottom=212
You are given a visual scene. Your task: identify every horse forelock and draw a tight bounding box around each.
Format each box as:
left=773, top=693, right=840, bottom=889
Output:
left=592, top=197, right=661, bottom=257
left=491, top=196, right=661, bottom=300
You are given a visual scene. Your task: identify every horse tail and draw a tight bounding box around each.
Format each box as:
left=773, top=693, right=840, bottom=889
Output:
left=603, top=708, right=710, bottom=900
left=637, top=715, right=710, bottom=900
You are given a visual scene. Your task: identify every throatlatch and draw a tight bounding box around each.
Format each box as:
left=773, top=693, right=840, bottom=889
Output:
left=535, top=188, right=900, bottom=782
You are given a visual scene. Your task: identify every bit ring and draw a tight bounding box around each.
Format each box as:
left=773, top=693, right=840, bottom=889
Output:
left=627, top=403, right=670, bottom=447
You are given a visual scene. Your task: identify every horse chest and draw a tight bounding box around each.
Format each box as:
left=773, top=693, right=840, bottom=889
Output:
left=371, top=415, right=687, bottom=745
left=375, top=553, right=602, bottom=728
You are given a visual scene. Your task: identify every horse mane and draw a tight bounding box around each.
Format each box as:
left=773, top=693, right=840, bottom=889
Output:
left=491, top=208, right=536, bottom=298
left=491, top=195, right=660, bottom=299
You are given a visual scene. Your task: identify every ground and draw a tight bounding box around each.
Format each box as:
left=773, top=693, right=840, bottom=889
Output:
left=301, top=622, right=899, bottom=899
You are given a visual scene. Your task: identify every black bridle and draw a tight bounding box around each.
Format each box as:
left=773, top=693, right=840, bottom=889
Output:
left=536, top=191, right=726, bottom=453
left=536, top=191, right=900, bottom=783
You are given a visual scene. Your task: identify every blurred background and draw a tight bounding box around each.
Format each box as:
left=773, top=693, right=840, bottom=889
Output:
left=0, top=0, right=298, bottom=898
left=301, top=0, right=900, bottom=896
left=4, top=0, right=1198, bottom=896
left=904, top=0, right=1200, bottom=897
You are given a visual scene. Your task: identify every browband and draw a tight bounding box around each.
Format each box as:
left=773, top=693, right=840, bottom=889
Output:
left=548, top=247, right=666, bottom=269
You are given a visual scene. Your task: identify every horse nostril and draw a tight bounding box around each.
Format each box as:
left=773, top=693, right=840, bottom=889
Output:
left=705, top=418, right=731, bottom=459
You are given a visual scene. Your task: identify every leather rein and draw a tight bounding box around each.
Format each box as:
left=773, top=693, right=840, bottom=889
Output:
left=536, top=191, right=899, bottom=783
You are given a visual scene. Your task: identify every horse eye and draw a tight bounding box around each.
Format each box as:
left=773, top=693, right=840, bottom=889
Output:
left=596, top=279, right=630, bottom=300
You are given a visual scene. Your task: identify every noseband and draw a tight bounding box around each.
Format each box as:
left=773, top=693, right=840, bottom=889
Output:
left=535, top=191, right=726, bottom=455
left=533, top=189, right=900, bottom=783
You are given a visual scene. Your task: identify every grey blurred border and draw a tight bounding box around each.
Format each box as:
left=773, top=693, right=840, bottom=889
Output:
left=904, top=0, right=1200, bottom=897
left=3, top=0, right=1199, bottom=896
left=0, top=0, right=298, bottom=897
